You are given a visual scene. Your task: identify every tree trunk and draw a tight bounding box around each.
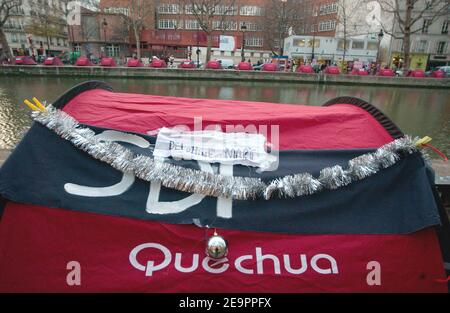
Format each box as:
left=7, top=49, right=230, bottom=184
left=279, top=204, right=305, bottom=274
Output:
left=403, top=0, right=413, bottom=75
left=206, top=33, right=212, bottom=62
left=0, top=28, right=13, bottom=61
left=133, top=25, right=141, bottom=59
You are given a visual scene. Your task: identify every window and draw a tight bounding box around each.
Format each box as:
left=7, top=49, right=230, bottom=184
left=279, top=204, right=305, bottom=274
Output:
left=352, top=40, right=364, bottom=49
left=442, top=20, right=449, bottom=34
left=106, top=44, right=120, bottom=57
left=319, top=3, right=338, bottom=15
left=422, top=19, right=431, bottom=33
left=185, top=20, right=200, bottom=30
left=337, top=39, right=351, bottom=50
left=293, top=38, right=306, bottom=47
left=436, top=41, right=447, bottom=54
left=103, top=7, right=129, bottom=15
left=158, top=4, right=179, bottom=14
left=240, top=6, right=263, bottom=16
left=239, top=22, right=261, bottom=31
left=158, top=19, right=179, bottom=29
left=213, top=20, right=237, bottom=31
left=319, top=20, right=336, bottom=32
left=416, top=40, right=428, bottom=53
left=308, top=39, right=320, bottom=48
left=367, top=41, right=378, bottom=50
left=214, top=5, right=236, bottom=15
left=244, top=37, right=263, bottom=47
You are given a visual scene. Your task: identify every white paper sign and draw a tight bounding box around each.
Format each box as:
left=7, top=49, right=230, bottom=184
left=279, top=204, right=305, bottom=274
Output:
left=154, top=127, right=277, bottom=170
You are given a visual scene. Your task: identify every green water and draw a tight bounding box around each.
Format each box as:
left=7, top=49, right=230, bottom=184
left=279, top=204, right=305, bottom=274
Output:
left=0, top=77, right=449, bottom=158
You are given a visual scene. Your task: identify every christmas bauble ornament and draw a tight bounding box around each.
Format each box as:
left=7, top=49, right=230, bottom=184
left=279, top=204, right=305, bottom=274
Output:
left=206, top=232, right=228, bottom=259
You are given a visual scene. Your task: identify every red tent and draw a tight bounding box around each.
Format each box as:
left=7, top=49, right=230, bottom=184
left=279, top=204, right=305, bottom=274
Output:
left=205, top=60, right=221, bottom=69
left=179, top=60, right=196, bottom=69
left=127, top=58, right=144, bottom=67
left=350, top=68, right=369, bottom=76
left=14, top=56, right=37, bottom=65
left=297, top=64, right=314, bottom=73
left=43, top=57, right=63, bottom=66
left=431, top=70, right=445, bottom=78
left=100, top=57, right=116, bottom=67
left=378, top=68, right=395, bottom=77
left=237, top=62, right=252, bottom=70
left=408, top=69, right=425, bottom=78
left=262, top=63, right=278, bottom=71
left=149, top=59, right=167, bottom=68
left=75, top=56, right=92, bottom=66
left=0, top=82, right=448, bottom=292
left=324, top=66, right=340, bottom=74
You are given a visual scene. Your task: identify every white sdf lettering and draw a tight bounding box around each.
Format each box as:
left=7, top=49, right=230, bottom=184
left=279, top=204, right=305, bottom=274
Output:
left=64, top=130, right=235, bottom=218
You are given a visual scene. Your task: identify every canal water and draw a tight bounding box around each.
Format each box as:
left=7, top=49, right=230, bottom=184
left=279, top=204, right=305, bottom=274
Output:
left=0, top=77, right=449, bottom=159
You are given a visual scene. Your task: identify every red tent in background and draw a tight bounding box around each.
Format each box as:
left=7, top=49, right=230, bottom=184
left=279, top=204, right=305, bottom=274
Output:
left=297, top=64, right=314, bottom=73
left=14, top=56, right=37, bottom=65
left=378, top=68, right=395, bottom=77
left=179, top=60, right=196, bottom=69
left=0, top=82, right=448, bottom=292
left=127, top=58, right=144, bottom=67
left=408, top=69, right=425, bottom=78
left=149, top=59, right=167, bottom=68
left=237, top=62, right=252, bottom=70
left=324, top=66, right=340, bottom=74
left=205, top=60, right=221, bottom=69
left=349, top=68, right=369, bottom=76
left=100, top=57, right=116, bottom=67
left=431, top=70, right=445, bottom=78
left=43, top=57, right=63, bottom=66
left=75, top=56, right=92, bottom=66
left=262, top=63, right=278, bottom=71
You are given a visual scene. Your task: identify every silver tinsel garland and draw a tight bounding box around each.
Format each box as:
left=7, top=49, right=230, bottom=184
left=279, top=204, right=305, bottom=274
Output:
left=32, top=106, right=423, bottom=201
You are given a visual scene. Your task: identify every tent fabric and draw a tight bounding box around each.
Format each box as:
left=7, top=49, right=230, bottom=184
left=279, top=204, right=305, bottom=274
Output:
left=0, top=202, right=446, bottom=292
left=0, top=122, right=440, bottom=234
left=0, top=81, right=447, bottom=292
left=60, top=89, right=394, bottom=150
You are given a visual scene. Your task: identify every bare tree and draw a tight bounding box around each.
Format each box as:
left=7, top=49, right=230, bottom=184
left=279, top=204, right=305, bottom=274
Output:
left=377, top=0, right=449, bottom=72
left=0, top=0, right=23, bottom=60
left=336, top=0, right=363, bottom=65
left=114, top=0, right=153, bottom=60
left=262, top=0, right=305, bottom=56
left=181, top=0, right=236, bottom=62
left=25, top=1, right=67, bottom=57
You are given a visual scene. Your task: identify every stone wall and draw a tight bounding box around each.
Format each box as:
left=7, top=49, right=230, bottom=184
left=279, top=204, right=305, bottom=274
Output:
left=1, top=65, right=449, bottom=88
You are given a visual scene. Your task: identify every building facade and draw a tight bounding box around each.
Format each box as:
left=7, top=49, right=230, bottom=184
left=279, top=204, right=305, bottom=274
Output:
left=69, top=6, right=130, bottom=62
left=389, top=1, right=449, bottom=70
left=100, top=0, right=334, bottom=62
left=284, top=34, right=379, bottom=64
left=3, top=0, right=70, bottom=57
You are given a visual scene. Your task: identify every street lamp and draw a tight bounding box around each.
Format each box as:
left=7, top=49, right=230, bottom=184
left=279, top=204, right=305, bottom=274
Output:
left=376, top=29, right=384, bottom=65
left=102, top=18, right=108, bottom=57
left=241, top=22, right=247, bottom=62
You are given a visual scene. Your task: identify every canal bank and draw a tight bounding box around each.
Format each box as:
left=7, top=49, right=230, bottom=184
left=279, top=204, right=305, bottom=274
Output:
left=1, top=65, right=450, bottom=89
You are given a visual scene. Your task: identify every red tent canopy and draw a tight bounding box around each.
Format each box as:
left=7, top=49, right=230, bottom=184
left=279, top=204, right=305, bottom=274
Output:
left=100, top=57, right=116, bottom=67
left=43, top=57, right=63, bottom=66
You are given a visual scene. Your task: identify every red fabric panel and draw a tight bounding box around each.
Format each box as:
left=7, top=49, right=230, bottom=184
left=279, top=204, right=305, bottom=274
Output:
left=0, top=202, right=446, bottom=292
left=62, top=89, right=393, bottom=150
